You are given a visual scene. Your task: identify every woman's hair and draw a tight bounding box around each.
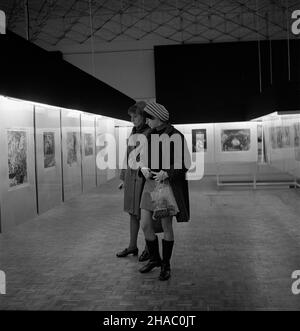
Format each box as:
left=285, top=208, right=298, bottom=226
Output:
left=127, top=101, right=147, bottom=119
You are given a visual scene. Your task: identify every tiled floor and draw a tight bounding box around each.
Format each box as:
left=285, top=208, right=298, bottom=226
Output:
left=1, top=176, right=300, bottom=310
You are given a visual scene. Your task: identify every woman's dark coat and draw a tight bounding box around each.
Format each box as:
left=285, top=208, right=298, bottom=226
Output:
left=120, top=123, right=151, bottom=220
left=145, top=123, right=191, bottom=223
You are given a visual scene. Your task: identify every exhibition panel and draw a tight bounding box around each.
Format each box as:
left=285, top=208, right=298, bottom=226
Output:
left=214, top=121, right=258, bottom=163
left=81, top=114, right=97, bottom=193
left=35, top=105, right=62, bottom=214
left=105, top=118, right=117, bottom=181
left=61, top=109, right=82, bottom=202
left=175, top=123, right=215, bottom=175
left=261, top=112, right=300, bottom=180
left=96, top=116, right=116, bottom=185
left=174, top=119, right=298, bottom=184
left=115, top=125, right=132, bottom=175
left=0, top=97, right=37, bottom=232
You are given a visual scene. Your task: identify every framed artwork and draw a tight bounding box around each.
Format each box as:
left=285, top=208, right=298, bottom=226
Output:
left=43, top=132, right=56, bottom=168
left=221, top=129, right=251, bottom=152
left=192, top=129, right=207, bottom=152
left=67, top=132, right=79, bottom=166
left=7, top=130, right=28, bottom=187
left=270, top=126, right=291, bottom=149
left=294, top=123, right=300, bottom=161
left=84, top=133, right=94, bottom=156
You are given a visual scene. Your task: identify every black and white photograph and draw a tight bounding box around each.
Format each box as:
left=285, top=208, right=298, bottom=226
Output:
left=43, top=132, right=56, bottom=168
left=84, top=133, right=94, bottom=156
left=221, top=129, right=251, bottom=152
left=294, top=122, right=300, bottom=161
left=192, top=128, right=207, bottom=152
left=66, top=132, right=79, bottom=166
left=7, top=130, right=28, bottom=188
left=1, top=0, right=300, bottom=324
left=270, top=126, right=292, bottom=149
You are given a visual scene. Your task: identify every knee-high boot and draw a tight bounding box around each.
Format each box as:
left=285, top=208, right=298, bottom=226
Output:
left=159, top=239, right=174, bottom=281
left=139, top=236, right=161, bottom=273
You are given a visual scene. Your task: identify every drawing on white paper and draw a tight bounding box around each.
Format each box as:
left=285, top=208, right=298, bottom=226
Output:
left=221, top=129, right=250, bottom=152
left=8, top=130, right=28, bottom=187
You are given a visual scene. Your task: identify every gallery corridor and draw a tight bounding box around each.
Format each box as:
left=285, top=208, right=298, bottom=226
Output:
left=0, top=177, right=300, bottom=311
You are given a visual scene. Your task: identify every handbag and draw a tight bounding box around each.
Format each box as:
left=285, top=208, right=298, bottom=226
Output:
left=150, top=180, right=179, bottom=220
left=152, top=218, right=163, bottom=233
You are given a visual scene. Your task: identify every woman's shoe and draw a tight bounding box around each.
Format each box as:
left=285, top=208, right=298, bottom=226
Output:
left=158, top=239, right=174, bottom=281
left=159, top=262, right=171, bottom=281
left=138, top=248, right=150, bottom=262
left=116, top=247, right=138, bottom=258
left=139, top=260, right=161, bottom=273
left=139, top=236, right=161, bottom=273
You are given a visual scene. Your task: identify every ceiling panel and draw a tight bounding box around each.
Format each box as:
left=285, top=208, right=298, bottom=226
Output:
left=0, top=0, right=298, bottom=49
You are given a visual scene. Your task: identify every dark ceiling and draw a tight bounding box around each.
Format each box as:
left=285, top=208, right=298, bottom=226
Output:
left=0, top=31, right=134, bottom=120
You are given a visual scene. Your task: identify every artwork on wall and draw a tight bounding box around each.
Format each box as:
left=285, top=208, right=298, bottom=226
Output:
left=43, top=132, right=56, bottom=168
left=7, top=130, right=28, bottom=187
left=221, top=129, right=251, bottom=152
left=192, top=129, right=207, bottom=152
left=257, top=124, right=263, bottom=162
left=67, top=132, right=79, bottom=166
left=84, top=133, right=94, bottom=156
left=270, top=126, right=291, bottom=149
left=294, top=123, right=300, bottom=161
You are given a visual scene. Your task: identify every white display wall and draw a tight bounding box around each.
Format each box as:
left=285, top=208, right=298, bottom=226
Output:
left=105, top=118, right=116, bottom=181
left=0, top=98, right=37, bottom=232
left=35, top=105, right=62, bottom=214
left=116, top=125, right=133, bottom=179
left=214, top=121, right=258, bottom=163
left=262, top=112, right=300, bottom=179
left=81, top=114, right=96, bottom=192
left=1, top=93, right=298, bottom=232
left=175, top=122, right=258, bottom=177
left=214, top=121, right=258, bottom=177
left=96, top=116, right=117, bottom=184
left=61, top=109, right=82, bottom=201
left=175, top=123, right=215, bottom=175
left=0, top=96, right=131, bottom=233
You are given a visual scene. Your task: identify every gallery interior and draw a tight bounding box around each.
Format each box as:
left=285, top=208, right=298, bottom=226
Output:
left=0, top=0, right=300, bottom=311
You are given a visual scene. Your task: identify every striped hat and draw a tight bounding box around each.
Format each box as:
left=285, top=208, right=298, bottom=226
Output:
left=144, top=102, right=169, bottom=122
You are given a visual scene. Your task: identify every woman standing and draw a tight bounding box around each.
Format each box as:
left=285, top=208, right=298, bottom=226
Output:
left=139, top=102, right=191, bottom=281
left=116, top=101, right=151, bottom=262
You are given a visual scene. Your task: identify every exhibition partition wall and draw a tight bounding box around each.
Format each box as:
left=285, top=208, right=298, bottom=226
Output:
left=0, top=97, right=37, bottom=232
left=175, top=123, right=216, bottom=175
left=96, top=117, right=112, bottom=185
left=174, top=118, right=299, bottom=184
left=0, top=95, right=130, bottom=233
left=81, top=113, right=96, bottom=193
left=115, top=124, right=133, bottom=177
left=1, top=94, right=299, bottom=232
left=261, top=112, right=300, bottom=182
left=61, top=109, right=82, bottom=202
left=35, top=105, right=62, bottom=214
